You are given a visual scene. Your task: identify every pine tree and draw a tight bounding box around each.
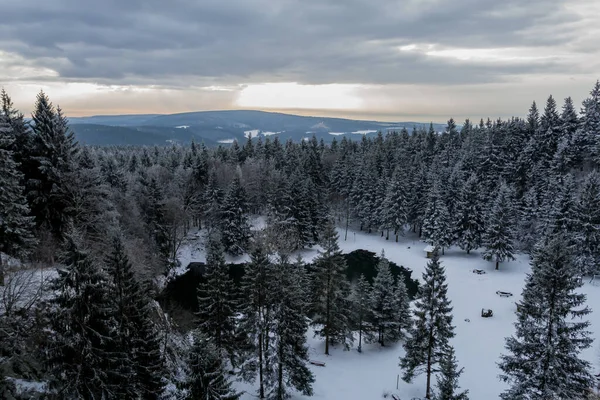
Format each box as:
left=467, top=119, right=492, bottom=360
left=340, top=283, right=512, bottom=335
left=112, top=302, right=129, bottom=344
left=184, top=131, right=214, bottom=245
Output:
left=265, top=255, right=314, bottom=399
left=238, top=244, right=276, bottom=398
left=572, top=171, right=600, bottom=276
left=434, top=346, right=469, bottom=400
left=185, top=331, right=241, bottom=400
left=0, top=115, right=35, bottom=285
left=220, top=175, right=251, bottom=255
left=454, top=174, right=484, bottom=254
left=498, top=235, right=593, bottom=399
left=310, top=219, right=353, bottom=354
left=482, top=183, right=516, bottom=270
left=422, top=180, right=453, bottom=254
left=105, top=236, right=166, bottom=398
left=580, top=81, right=600, bottom=167
left=351, top=274, right=373, bottom=353
left=370, top=251, right=408, bottom=346
left=46, top=232, right=127, bottom=398
left=380, top=167, right=409, bottom=241
left=197, top=233, right=238, bottom=361
left=400, top=249, right=454, bottom=400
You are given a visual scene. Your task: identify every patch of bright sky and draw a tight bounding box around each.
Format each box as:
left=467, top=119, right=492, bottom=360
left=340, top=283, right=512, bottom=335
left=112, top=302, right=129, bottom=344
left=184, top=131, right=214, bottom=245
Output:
left=398, top=44, right=559, bottom=63
left=236, top=82, right=364, bottom=110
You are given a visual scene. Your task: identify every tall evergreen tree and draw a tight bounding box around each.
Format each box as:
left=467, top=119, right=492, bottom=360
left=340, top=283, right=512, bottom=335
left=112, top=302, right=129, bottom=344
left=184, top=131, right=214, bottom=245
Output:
left=0, top=115, right=35, bottom=285
left=453, top=174, right=484, bottom=254
left=351, top=274, right=373, bottom=353
left=434, top=346, right=469, bottom=400
left=105, top=237, right=166, bottom=398
left=422, top=180, right=453, bottom=254
left=572, top=171, right=600, bottom=276
left=185, top=331, right=241, bottom=400
left=380, top=167, right=409, bottom=241
left=400, top=249, right=455, bottom=400
left=197, top=233, right=238, bottom=361
left=482, top=183, right=516, bottom=270
left=220, top=175, right=251, bottom=255
left=310, top=219, right=353, bottom=354
left=498, top=235, right=593, bottom=399
left=46, top=232, right=126, bottom=399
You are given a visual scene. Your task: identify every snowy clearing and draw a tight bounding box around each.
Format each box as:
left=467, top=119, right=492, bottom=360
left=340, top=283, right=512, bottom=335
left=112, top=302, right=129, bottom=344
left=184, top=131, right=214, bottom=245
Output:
left=226, top=228, right=600, bottom=400
left=218, top=138, right=236, bottom=144
left=244, top=129, right=261, bottom=138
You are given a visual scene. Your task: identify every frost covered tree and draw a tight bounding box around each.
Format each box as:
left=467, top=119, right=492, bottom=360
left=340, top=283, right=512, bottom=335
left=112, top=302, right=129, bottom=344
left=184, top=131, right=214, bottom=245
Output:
left=498, top=235, right=593, bottom=399
left=265, top=255, right=314, bottom=399
left=380, top=167, right=409, bottom=241
left=0, top=115, right=35, bottom=285
left=104, top=236, right=166, bottom=398
left=238, top=243, right=276, bottom=398
left=434, top=346, right=469, bottom=400
left=46, top=232, right=127, bottom=398
left=370, top=251, right=410, bottom=346
left=454, top=174, right=484, bottom=254
left=422, top=180, right=453, bottom=254
left=310, top=219, right=353, bottom=354
left=572, top=171, right=600, bottom=276
left=185, top=331, right=241, bottom=400
left=197, top=233, right=238, bottom=360
left=351, top=274, right=373, bottom=353
left=400, top=249, right=455, bottom=400
left=482, top=183, right=516, bottom=270
left=220, top=175, right=251, bottom=255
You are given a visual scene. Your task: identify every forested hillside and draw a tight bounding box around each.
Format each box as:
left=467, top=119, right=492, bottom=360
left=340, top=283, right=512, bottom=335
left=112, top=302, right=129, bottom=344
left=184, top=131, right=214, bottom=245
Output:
left=1, top=81, right=600, bottom=399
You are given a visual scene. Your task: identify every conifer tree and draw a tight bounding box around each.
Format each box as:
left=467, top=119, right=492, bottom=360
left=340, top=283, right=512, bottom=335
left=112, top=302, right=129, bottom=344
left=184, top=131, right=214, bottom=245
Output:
left=498, top=235, right=593, bottom=399
left=46, top=232, right=126, bottom=398
left=370, top=251, right=408, bottom=346
left=185, top=331, right=241, bottom=400
left=400, top=249, right=454, bottom=400
left=454, top=174, right=484, bottom=254
left=265, top=255, right=314, bottom=399
left=434, top=346, right=469, bottom=400
left=105, top=236, right=166, bottom=398
left=0, top=115, right=35, bottom=285
left=381, top=167, right=409, bottom=241
left=310, top=219, right=353, bottom=354
left=351, top=274, right=373, bottom=353
left=482, top=183, right=516, bottom=270
left=197, top=233, right=238, bottom=361
left=238, top=243, right=275, bottom=398
left=572, top=171, right=600, bottom=276
left=422, top=180, right=453, bottom=254
left=220, top=175, right=251, bottom=255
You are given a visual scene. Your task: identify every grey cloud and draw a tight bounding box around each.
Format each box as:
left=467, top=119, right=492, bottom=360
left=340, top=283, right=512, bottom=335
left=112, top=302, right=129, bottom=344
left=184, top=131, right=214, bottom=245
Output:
left=0, top=0, right=594, bottom=87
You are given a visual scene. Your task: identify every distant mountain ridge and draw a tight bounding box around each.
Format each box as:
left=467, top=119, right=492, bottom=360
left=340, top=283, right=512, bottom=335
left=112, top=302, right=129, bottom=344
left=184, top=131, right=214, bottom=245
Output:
left=68, top=110, right=446, bottom=146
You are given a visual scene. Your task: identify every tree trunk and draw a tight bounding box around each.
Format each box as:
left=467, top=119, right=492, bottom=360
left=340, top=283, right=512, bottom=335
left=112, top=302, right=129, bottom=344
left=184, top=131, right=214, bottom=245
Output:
left=0, top=253, right=4, bottom=286
left=495, top=259, right=499, bottom=270
left=277, top=343, right=284, bottom=400
left=442, top=247, right=445, bottom=255
left=396, top=234, right=399, bottom=243
left=466, top=248, right=470, bottom=255
left=386, top=230, right=389, bottom=240
left=358, top=318, right=363, bottom=353
left=344, top=203, right=349, bottom=241
left=259, top=331, right=265, bottom=398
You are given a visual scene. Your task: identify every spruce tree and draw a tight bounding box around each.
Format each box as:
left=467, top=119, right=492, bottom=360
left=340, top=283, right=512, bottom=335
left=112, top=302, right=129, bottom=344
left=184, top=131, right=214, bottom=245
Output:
left=482, top=183, right=516, bottom=270
left=238, top=244, right=275, bottom=398
left=422, top=180, right=453, bottom=254
left=105, top=236, right=166, bottom=398
left=498, top=235, right=593, bottom=399
left=197, top=233, right=238, bottom=361
left=370, top=250, right=408, bottom=346
left=351, top=274, right=373, bottom=353
left=400, top=249, right=454, bottom=400
left=454, top=174, right=484, bottom=254
left=46, top=232, right=126, bottom=399
left=310, top=219, right=353, bottom=354
left=380, top=167, right=409, bottom=241
left=0, top=115, right=35, bottom=285
left=220, top=175, right=251, bottom=255
left=265, top=255, right=314, bottom=399
left=434, top=346, right=469, bottom=400
left=185, top=331, right=241, bottom=400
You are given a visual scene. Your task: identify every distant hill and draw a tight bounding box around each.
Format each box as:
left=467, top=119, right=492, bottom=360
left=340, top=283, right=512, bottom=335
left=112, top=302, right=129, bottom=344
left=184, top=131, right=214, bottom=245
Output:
left=68, top=110, right=446, bottom=146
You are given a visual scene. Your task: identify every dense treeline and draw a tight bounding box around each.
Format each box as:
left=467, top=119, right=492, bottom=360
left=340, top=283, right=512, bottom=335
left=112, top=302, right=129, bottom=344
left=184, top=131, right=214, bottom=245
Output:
left=0, top=81, right=599, bottom=399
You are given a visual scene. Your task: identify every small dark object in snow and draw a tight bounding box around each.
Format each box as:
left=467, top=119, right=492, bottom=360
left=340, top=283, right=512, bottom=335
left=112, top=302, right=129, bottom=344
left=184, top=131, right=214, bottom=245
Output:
left=481, top=309, right=493, bottom=318
left=496, top=291, right=513, bottom=297
left=309, top=360, right=326, bottom=367
left=407, top=246, right=411, bottom=249
left=464, top=318, right=470, bottom=322
left=392, top=395, right=401, bottom=400
left=472, top=269, right=486, bottom=275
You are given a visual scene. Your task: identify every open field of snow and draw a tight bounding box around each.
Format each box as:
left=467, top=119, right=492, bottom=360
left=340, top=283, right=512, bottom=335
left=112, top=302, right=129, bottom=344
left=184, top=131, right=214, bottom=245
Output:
left=217, top=228, right=600, bottom=400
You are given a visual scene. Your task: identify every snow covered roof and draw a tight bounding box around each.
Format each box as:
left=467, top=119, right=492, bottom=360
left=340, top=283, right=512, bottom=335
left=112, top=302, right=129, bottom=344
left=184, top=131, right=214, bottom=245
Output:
left=424, top=245, right=435, bottom=252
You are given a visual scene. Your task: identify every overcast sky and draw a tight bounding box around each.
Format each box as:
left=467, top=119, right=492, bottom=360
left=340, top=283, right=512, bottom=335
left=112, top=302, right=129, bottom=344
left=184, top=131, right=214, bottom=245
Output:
left=1, top=0, right=599, bottom=122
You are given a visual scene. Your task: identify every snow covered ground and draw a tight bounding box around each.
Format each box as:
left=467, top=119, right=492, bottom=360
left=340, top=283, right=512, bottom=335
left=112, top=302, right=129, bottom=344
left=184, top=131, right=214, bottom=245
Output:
left=176, top=226, right=600, bottom=399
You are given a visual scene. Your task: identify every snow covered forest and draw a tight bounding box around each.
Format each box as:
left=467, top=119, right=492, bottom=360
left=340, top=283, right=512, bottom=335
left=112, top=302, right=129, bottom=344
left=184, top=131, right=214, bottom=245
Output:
left=2, top=81, right=600, bottom=400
